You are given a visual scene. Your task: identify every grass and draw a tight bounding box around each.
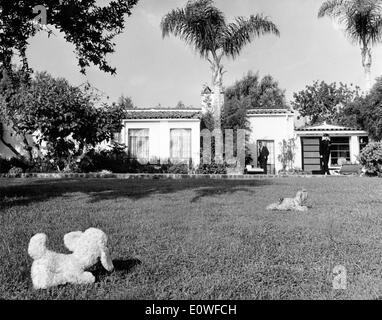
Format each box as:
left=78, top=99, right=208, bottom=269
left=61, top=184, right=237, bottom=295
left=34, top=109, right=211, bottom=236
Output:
left=1, top=176, right=382, bottom=300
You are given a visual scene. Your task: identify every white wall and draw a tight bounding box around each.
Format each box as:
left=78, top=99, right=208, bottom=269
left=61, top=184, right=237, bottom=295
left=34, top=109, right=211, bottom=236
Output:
left=247, top=113, right=295, bottom=172
left=1, top=119, right=201, bottom=166
left=293, top=135, right=303, bottom=170
left=120, top=119, right=200, bottom=165
left=350, top=135, right=360, bottom=163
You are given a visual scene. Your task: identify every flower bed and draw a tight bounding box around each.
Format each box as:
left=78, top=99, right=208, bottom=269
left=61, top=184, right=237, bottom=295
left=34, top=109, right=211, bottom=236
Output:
left=0, top=172, right=362, bottom=179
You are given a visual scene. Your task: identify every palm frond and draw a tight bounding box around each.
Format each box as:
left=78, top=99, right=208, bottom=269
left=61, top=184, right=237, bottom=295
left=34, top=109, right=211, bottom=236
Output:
left=318, top=0, right=347, bottom=18
left=319, top=0, right=382, bottom=47
left=160, top=0, right=226, bottom=58
left=222, top=14, right=280, bottom=59
left=161, top=0, right=279, bottom=62
left=160, top=8, right=187, bottom=38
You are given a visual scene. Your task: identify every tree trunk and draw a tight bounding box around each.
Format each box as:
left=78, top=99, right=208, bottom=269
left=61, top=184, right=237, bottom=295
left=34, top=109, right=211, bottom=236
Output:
left=0, top=123, right=22, bottom=158
left=362, top=46, right=372, bottom=92
left=210, top=57, right=224, bottom=130
left=22, top=134, right=33, bottom=161
left=212, top=82, right=224, bottom=129
left=0, top=134, right=22, bottom=158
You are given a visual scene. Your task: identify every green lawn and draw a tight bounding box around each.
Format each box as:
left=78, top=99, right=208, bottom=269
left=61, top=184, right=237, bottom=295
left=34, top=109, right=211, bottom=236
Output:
left=1, top=177, right=382, bottom=300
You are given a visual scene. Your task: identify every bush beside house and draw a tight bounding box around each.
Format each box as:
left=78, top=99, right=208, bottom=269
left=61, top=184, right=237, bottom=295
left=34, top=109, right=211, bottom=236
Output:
left=359, top=142, right=382, bottom=176
left=195, top=162, right=228, bottom=174
left=277, top=138, right=297, bottom=173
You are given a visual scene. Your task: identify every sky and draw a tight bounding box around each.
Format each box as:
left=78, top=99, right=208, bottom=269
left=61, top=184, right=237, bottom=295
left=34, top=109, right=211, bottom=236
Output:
left=26, top=0, right=382, bottom=108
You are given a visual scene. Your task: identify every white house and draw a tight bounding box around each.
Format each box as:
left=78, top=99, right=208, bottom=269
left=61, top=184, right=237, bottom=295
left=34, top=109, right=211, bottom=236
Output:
left=0, top=106, right=370, bottom=175
left=245, top=112, right=369, bottom=174
left=246, top=108, right=295, bottom=174
left=116, top=107, right=296, bottom=173
left=0, top=109, right=202, bottom=166
left=294, top=123, right=369, bottom=173
left=116, top=109, right=201, bottom=166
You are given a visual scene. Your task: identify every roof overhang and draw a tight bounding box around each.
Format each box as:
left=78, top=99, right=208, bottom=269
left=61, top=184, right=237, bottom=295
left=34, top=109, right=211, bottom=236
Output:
left=123, top=109, right=202, bottom=120
left=295, top=130, right=368, bottom=136
left=247, top=109, right=294, bottom=117
left=295, top=122, right=368, bottom=136
left=122, top=118, right=200, bottom=123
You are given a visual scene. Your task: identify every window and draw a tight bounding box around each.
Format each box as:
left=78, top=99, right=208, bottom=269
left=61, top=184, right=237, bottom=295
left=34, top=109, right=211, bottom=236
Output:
left=330, top=137, right=350, bottom=166
left=170, top=129, right=191, bottom=161
left=359, top=136, right=369, bottom=151
left=128, top=129, right=149, bottom=160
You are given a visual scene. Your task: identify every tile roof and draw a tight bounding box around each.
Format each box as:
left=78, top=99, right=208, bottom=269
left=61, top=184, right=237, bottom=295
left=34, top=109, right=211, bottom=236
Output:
left=247, top=108, right=293, bottom=115
left=124, top=109, right=202, bottom=120
left=295, top=122, right=365, bottom=132
left=124, top=108, right=292, bottom=119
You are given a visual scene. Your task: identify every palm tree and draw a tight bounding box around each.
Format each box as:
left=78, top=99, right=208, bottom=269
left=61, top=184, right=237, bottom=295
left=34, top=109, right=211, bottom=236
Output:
left=160, top=0, right=279, bottom=127
left=318, top=0, right=382, bottom=92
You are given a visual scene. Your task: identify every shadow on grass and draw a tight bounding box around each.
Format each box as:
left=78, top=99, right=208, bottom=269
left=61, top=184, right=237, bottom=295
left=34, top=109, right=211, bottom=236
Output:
left=0, top=178, right=274, bottom=208
left=89, top=258, right=142, bottom=282
left=190, top=186, right=260, bottom=202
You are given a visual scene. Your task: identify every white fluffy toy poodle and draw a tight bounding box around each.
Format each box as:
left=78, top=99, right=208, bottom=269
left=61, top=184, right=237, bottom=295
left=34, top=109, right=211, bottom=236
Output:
left=266, top=189, right=309, bottom=212
left=28, top=227, right=114, bottom=289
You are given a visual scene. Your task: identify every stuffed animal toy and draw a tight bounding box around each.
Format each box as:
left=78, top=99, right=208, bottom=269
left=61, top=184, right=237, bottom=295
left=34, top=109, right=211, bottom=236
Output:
left=28, top=227, right=114, bottom=289
left=266, top=189, right=309, bottom=212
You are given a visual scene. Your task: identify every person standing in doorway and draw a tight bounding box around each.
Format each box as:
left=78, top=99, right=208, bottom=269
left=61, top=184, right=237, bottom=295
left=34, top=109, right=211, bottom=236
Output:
left=320, top=133, right=331, bottom=175
left=258, top=142, right=270, bottom=174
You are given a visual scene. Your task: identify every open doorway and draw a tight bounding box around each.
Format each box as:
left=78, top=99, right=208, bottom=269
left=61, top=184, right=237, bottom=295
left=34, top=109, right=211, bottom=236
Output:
left=257, top=140, right=275, bottom=174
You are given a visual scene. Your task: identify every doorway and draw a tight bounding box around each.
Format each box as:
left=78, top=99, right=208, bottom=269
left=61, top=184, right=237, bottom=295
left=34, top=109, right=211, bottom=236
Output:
left=257, top=140, right=275, bottom=174
left=301, top=137, right=321, bottom=173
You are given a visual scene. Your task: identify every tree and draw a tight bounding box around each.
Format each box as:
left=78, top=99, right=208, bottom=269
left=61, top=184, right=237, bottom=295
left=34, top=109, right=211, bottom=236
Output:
left=0, top=71, right=126, bottom=167
left=292, top=80, right=361, bottom=125
left=160, top=0, right=279, bottom=127
left=0, top=0, right=139, bottom=76
left=299, top=76, right=382, bottom=140
left=335, top=97, right=365, bottom=129
left=341, top=76, right=382, bottom=140
left=175, top=100, right=193, bottom=109
left=0, top=67, right=27, bottom=156
left=117, top=95, right=135, bottom=109
left=318, top=0, right=382, bottom=91
left=221, top=72, right=287, bottom=165
left=224, top=71, right=288, bottom=110
left=220, top=95, right=251, bottom=164
left=221, top=96, right=249, bottom=131
left=221, top=72, right=287, bottom=162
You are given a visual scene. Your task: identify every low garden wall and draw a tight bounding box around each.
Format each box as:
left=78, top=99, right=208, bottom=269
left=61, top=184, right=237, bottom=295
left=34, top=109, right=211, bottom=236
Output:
left=0, top=172, right=363, bottom=179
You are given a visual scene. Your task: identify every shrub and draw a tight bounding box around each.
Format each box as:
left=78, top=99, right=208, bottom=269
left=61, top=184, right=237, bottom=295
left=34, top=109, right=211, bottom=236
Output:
left=0, top=157, right=31, bottom=173
left=159, top=163, right=170, bottom=173
left=195, top=162, right=228, bottom=174
left=28, top=157, right=60, bottom=173
left=78, top=143, right=132, bottom=173
left=167, top=163, right=189, bottom=174
left=8, top=166, right=23, bottom=176
left=10, top=157, right=31, bottom=171
left=0, top=156, right=58, bottom=174
left=359, top=142, right=382, bottom=175
left=278, top=167, right=306, bottom=175
left=278, top=138, right=296, bottom=171
left=0, top=158, right=11, bottom=173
